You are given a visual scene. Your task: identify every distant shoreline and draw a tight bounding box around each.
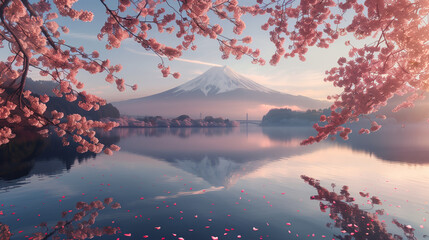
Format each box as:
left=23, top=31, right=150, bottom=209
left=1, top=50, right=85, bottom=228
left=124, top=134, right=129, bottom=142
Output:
left=103, top=115, right=240, bottom=128
left=115, top=125, right=238, bottom=128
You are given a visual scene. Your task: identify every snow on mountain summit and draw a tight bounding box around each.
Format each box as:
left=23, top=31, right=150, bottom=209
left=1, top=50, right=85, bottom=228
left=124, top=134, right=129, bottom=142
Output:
left=113, top=65, right=330, bottom=119
left=172, top=66, right=277, bottom=96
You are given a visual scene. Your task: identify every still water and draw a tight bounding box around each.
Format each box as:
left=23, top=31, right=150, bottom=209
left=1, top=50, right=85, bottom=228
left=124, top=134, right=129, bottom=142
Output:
left=0, top=124, right=428, bottom=239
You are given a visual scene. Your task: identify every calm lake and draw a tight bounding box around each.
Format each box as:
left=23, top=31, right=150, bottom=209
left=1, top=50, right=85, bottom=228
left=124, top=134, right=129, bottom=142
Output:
left=0, top=124, right=428, bottom=239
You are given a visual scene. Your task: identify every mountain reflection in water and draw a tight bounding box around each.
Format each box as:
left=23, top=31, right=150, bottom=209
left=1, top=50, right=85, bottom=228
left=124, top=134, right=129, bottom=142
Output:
left=1, top=124, right=429, bottom=189
left=114, top=126, right=327, bottom=187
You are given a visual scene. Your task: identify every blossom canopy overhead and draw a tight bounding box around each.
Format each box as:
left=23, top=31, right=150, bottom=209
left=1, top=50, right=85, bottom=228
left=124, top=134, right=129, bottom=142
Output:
left=0, top=0, right=428, bottom=151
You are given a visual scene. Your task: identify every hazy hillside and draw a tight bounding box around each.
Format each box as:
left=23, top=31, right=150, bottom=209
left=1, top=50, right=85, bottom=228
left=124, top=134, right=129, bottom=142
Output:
left=261, top=108, right=331, bottom=126
left=25, top=78, right=120, bottom=120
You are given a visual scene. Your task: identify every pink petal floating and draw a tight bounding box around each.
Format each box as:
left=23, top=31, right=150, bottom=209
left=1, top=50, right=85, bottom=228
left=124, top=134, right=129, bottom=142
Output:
left=211, top=237, right=218, bottom=240
left=124, top=233, right=131, bottom=237
left=155, top=226, right=161, bottom=230
left=253, top=227, right=258, bottom=231
left=237, top=235, right=242, bottom=238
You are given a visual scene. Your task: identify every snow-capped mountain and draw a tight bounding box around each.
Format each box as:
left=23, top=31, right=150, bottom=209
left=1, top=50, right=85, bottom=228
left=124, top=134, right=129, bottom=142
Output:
left=114, top=66, right=330, bottom=119
left=170, top=66, right=276, bottom=96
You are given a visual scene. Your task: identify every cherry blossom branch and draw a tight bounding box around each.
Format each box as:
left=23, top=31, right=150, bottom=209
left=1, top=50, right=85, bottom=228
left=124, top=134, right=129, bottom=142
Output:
left=20, top=0, right=58, bottom=51
left=0, top=0, right=29, bottom=107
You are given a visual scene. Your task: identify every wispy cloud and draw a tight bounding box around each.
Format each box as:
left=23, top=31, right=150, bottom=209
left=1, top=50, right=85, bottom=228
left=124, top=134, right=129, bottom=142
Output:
left=125, top=47, right=222, bottom=67
left=154, top=186, right=224, bottom=200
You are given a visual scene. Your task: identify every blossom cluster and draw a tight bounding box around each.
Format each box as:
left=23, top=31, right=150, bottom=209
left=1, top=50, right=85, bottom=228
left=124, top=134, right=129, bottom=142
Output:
left=301, top=0, right=429, bottom=144
left=0, top=0, right=135, bottom=153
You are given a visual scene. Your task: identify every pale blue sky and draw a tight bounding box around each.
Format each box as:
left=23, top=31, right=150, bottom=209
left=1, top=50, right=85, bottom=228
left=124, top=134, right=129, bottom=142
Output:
left=18, top=1, right=361, bottom=102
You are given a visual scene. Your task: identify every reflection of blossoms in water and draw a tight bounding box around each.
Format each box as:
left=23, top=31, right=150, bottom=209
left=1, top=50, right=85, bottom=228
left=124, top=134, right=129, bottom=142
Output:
left=301, top=175, right=416, bottom=240
left=29, top=198, right=120, bottom=240
left=0, top=223, right=11, bottom=240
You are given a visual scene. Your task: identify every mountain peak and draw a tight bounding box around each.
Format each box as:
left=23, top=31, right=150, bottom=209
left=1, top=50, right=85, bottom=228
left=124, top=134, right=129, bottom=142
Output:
left=173, top=66, right=277, bottom=96
left=113, top=66, right=330, bottom=119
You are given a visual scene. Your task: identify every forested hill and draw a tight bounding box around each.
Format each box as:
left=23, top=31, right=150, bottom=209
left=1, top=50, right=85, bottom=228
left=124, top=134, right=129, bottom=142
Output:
left=25, top=78, right=120, bottom=120
left=261, top=108, right=330, bottom=126
left=46, top=96, right=120, bottom=120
